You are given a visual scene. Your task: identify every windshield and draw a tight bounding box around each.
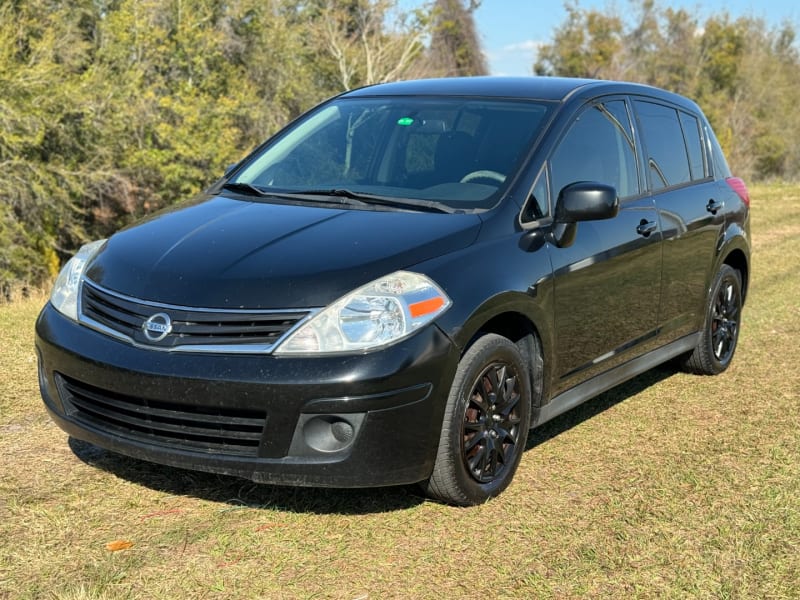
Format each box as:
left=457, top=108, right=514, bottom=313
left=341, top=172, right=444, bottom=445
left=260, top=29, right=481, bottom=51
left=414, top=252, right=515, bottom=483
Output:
left=231, top=96, right=553, bottom=211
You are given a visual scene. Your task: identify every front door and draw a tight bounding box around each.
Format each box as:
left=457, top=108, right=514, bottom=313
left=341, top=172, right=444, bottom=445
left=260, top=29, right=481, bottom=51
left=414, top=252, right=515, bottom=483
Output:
left=546, top=99, right=663, bottom=395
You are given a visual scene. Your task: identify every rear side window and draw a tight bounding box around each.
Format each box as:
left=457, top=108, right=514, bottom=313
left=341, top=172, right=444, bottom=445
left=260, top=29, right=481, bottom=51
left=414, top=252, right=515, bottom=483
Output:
left=679, top=112, right=706, bottom=180
left=550, top=100, right=639, bottom=201
left=634, top=100, right=692, bottom=190
left=634, top=100, right=709, bottom=190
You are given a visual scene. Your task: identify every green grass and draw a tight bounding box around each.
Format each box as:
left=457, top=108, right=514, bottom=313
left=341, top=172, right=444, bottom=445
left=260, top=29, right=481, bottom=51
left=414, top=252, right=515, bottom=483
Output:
left=1, top=184, right=798, bottom=599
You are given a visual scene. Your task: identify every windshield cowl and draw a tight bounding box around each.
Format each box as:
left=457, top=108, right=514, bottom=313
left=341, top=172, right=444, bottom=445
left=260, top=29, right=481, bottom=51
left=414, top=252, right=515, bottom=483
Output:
left=222, top=182, right=458, bottom=214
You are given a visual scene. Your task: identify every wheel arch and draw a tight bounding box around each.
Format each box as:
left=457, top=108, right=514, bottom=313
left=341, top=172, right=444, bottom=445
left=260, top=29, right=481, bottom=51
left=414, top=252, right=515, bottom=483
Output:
left=723, top=248, right=749, bottom=304
left=715, top=218, right=750, bottom=305
left=457, top=304, right=550, bottom=415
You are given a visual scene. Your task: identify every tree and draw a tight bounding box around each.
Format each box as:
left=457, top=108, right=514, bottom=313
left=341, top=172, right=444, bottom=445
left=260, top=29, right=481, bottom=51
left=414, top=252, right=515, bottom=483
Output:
left=429, top=0, right=488, bottom=76
left=0, top=0, right=111, bottom=291
left=312, top=0, right=429, bottom=89
left=534, top=1, right=622, bottom=78
left=535, top=0, right=800, bottom=181
left=0, top=0, right=446, bottom=294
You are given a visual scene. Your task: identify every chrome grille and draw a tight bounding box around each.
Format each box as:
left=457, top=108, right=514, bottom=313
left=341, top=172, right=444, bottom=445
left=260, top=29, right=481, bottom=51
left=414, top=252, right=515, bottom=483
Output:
left=56, top=374, right=266, bottom=456
left=79, top=280, right=311, bottom=352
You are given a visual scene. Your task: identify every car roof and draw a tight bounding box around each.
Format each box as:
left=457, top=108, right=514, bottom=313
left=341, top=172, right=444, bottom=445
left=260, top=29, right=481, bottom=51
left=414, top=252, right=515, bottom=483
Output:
left=342, top=76, right=699, bottom=110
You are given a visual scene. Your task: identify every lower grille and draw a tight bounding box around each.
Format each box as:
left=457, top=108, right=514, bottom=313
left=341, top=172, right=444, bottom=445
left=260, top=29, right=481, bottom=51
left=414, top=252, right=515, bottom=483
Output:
left=56, top=374, right=266, bottom=457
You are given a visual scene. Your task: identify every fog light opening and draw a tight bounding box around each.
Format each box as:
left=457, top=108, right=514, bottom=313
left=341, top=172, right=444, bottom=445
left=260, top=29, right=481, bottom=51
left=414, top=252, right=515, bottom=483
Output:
left=303, top=416, right=356, bottom=453
left=330, top=420, right=354, bottom=444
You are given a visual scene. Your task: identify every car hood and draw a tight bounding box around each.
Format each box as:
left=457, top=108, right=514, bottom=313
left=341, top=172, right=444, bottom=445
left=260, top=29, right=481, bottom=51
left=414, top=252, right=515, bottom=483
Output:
left=86, top=194, right=482, bottom=309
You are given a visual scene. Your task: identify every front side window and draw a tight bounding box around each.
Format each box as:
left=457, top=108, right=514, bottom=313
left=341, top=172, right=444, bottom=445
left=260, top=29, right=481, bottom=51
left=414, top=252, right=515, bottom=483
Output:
left=521, top=166, right=549, bottom=223
left=549, top=100, right=639, bottom=202
left=232, top=97, right=553, bottom=211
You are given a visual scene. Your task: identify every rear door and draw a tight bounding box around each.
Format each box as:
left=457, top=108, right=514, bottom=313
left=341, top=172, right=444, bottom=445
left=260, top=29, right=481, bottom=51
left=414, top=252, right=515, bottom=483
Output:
left=632, top=100, right=726, bottom=341
left=548, top=98, right=663, bottom=395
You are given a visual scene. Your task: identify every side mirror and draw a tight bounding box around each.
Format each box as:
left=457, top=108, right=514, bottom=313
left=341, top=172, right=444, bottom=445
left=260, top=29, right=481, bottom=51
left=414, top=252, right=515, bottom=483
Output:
left=551, top=181, right=619, bottom=247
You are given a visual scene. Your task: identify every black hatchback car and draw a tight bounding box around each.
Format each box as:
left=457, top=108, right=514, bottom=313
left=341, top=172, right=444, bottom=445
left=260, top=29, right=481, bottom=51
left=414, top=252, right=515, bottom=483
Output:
left=36, top=77, right=750, bottom=505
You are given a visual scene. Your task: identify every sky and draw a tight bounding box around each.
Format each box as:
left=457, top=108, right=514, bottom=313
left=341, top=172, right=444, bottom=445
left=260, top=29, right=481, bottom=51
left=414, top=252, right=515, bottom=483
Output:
left=466, top=0, right=800, bottom=75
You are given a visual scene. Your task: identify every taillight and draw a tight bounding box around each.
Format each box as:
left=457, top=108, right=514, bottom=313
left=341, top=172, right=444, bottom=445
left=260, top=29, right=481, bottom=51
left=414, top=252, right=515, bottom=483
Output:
left=726, top=177, right=750, bottom=208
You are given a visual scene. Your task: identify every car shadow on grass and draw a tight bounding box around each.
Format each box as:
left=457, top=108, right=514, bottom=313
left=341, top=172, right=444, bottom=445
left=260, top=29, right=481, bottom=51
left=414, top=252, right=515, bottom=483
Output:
left=68, top=364, right=677, bottom=513
left=526, top=363, right=677, bottom=450
left=67, top=436, right=426, bottom=514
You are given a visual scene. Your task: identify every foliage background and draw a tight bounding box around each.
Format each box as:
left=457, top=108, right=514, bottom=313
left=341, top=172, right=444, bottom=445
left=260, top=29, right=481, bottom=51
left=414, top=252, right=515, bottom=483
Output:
left=1, top=0, right=798, bottom=295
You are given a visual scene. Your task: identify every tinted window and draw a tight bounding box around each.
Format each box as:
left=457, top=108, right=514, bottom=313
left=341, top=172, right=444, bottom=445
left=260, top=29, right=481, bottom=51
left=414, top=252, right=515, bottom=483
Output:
left=550, top=100, right=639, bottom=201
left=281, top=106, right=391, bottom=185
left=523, top=167, right=549, bottom=221
left=234, top=98, right=552, bottom=210
left=634, top=100, right=691, bottom=190
left=707, top=124, right=732, bottom=177
left=679, top=112, right=706, bottom=180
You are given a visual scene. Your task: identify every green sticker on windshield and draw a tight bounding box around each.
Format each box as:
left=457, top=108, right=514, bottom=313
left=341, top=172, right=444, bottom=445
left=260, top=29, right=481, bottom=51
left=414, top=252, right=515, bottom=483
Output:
left=397, top=117, right=415, bottom=126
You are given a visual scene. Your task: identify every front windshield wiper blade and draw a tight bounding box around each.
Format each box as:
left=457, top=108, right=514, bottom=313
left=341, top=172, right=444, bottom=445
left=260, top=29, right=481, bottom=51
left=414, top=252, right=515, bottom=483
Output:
left=293, top=189, right=455, bottom=214
left=223, top=184, right=455, bottom=213
left=222, top=181, right=269, bottom=196
left=223, top=182, right=368, bottom=207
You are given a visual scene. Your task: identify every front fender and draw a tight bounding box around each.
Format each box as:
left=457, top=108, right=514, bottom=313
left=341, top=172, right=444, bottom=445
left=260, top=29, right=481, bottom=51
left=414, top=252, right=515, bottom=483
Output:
left=414, top=230, right=557, bottom=404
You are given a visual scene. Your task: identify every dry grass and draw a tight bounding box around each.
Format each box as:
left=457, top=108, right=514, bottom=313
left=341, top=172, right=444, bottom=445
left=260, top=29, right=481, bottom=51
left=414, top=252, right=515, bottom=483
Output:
left=1, top=184, right=798, bottom=599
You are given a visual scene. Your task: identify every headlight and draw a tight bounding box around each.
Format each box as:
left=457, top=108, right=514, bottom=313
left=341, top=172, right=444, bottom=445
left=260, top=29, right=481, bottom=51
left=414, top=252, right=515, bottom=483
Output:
left=50, top=239, right=107, bottom=321
left=274, top=271, right=451, bottom=354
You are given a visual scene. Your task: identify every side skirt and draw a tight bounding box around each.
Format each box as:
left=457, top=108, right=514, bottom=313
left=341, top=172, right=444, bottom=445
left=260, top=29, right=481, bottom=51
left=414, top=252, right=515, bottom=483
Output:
left=533, top=332, right=701, bottom=428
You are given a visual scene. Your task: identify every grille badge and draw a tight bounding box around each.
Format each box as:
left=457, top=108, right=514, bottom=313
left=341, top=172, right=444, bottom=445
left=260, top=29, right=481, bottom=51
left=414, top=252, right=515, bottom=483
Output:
left=142, top=312, right=172, bottom=342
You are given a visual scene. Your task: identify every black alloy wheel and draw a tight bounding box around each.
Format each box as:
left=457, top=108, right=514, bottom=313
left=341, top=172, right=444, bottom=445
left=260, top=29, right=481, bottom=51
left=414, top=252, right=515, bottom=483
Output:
left=463, top=362, right=523, bottom=484
left=711, top=273, right=740, bottom=364
left=424, top=334, right=532, bottom=506
left=682, top=264, right=743, bottom=375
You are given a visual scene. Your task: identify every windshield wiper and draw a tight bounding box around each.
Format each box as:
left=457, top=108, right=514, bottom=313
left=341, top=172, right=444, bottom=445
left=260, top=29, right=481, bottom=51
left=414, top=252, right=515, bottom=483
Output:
left=288, top=189, right=371, bottom=207
left=223, top=184, right=454, bottom=213
left=293, top=189, right=454, bottom=214
left=223, top=182, right=368, bottom=207
left=222, top=181, right=269, bottom=196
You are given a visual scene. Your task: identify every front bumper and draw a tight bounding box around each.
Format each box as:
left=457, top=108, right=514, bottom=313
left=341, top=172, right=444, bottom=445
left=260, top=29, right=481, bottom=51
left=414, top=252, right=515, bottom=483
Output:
left=35, top=303, right=459, bottom=487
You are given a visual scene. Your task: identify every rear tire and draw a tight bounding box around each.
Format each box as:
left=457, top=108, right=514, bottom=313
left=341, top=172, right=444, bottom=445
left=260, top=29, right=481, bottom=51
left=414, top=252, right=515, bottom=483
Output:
left=681, top=264, right=743, bottom=375
left=423, top=334, right=531, bottom=506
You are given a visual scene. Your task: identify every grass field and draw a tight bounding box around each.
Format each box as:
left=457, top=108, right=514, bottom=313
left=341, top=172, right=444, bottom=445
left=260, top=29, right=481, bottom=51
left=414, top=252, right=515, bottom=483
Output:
left=1, top=184, right=798, bottom=599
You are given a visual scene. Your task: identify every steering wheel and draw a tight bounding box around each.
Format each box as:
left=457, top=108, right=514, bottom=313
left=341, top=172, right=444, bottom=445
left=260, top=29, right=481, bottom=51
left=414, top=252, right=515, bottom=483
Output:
left=460, top=170, right=506, bottom=184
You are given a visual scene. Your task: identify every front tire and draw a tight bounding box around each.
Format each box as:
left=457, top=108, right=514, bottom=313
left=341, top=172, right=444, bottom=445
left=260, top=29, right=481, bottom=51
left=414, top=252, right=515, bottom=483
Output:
left=681, top=264, right=743, bottom=375
left=423, top=334, right=531, bottom=506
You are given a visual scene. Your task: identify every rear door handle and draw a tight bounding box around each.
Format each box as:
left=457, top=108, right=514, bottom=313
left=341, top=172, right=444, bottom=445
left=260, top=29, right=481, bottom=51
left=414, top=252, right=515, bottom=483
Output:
left=636, top=219, right=658, bottom=237
left=706, top=198, right=725, bottom=214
